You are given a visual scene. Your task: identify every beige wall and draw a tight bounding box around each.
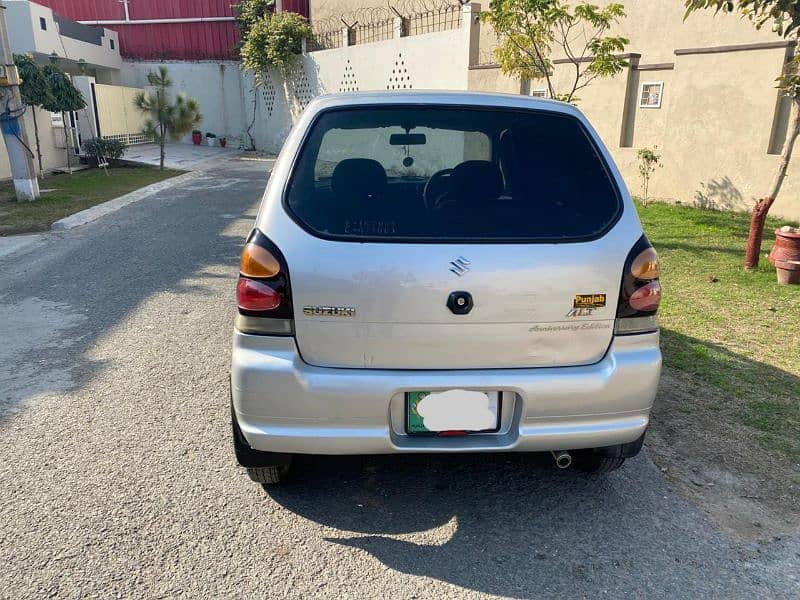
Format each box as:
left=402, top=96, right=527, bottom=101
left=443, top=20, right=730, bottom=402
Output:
left=94, top=85, right=148, bottom=138
left=0, top=106, right=69, bottom=181
left=474, top=0, right=778, bottom=66
left=468, top=66, right=520, bottom=95
left=657, top=47, right=789, bottom=211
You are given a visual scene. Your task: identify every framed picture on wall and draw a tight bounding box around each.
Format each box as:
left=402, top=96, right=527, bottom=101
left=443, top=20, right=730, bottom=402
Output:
left=639, top=82, right=664, bottom=108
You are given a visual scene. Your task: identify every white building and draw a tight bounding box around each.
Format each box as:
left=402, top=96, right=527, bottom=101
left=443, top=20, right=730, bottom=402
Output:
left=1, top=1, right=145, bottom=181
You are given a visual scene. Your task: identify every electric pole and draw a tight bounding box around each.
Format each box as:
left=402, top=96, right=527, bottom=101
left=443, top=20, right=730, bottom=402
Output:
left=0, top=1, right=40, bottom=200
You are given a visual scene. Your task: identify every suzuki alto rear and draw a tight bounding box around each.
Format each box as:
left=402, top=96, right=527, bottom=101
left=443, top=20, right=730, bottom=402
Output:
left=231, top=91, right=662, bottom=485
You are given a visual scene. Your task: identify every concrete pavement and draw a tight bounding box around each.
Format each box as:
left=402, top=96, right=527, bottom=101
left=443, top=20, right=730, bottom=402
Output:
left=123, top=142, right=242, bottom=170
left=0, top=159, right=798, bottom=598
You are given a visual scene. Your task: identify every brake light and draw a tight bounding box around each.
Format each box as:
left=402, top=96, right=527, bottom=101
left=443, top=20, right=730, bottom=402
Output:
left=628, top=281, right=662, bottom=312
left=235, top=229, right=293, bottom=336
left=237, top=278, right=281, bottom=311
left=615, top=236, right=661, bottom=334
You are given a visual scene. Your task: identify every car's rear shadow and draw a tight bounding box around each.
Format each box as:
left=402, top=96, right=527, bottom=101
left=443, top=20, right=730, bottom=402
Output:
left=263, top=451, right=760, bottom=598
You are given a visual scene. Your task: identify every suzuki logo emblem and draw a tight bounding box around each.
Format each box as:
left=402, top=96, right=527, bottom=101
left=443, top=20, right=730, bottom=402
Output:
left=449, top=256, right=471, bottom=276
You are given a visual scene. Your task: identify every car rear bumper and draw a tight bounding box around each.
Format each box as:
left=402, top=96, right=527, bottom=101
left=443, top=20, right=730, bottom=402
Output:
left=231, top=330, right=661, bottom=454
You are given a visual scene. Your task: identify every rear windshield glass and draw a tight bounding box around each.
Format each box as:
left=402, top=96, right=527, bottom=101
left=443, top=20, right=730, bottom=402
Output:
left=285, top=106, right=621, bottom=242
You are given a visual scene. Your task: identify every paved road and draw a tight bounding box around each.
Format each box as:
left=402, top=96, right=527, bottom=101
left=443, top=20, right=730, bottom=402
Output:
left=1, top=159, right=798, bottom=599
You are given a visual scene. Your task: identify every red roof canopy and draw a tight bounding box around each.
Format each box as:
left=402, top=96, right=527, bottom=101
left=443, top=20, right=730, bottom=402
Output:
left=33, top=0, right=310, bottom=61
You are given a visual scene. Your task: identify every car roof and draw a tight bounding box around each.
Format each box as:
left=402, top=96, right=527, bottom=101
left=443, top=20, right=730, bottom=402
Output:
left=304, top=90, right=581, bottom=118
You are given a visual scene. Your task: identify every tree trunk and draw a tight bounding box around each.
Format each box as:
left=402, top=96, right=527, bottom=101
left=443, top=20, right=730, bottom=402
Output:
left=643, top=176, right=649, bottom=207
left=282, top=77, right=300, bottom=123
left=160, top=124, right=166, bottom=170
left=63, top=112, right=72, bottom=174
left=246, top=85, right=257, bottom=151
left=31, top=108, right=43, bottom=174
left=744, top=97, right=800, bottom=270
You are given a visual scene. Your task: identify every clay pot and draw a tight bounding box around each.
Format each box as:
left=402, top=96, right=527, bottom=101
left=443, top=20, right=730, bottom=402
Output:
left=769, top=226, right=800, bottom=285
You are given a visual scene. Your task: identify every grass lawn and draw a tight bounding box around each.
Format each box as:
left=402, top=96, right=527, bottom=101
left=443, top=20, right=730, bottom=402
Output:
left=639, top=201, right=800, bottom=463
left=0, top=166, right=184, bottom=236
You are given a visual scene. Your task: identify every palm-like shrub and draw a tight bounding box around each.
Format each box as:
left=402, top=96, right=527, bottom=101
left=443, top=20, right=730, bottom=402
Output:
left=134, top=66, right=202, bottom=170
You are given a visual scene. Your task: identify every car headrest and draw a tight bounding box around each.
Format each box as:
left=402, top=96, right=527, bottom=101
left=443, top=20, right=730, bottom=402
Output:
left=448, top=160, right=504, bottom=203
left=331, top=158, right=387, bottom=202
left=498, top=129, right=518, bottom=191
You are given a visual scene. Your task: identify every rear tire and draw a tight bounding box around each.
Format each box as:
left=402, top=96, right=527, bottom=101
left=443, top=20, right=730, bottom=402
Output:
left=231, top=387, right=293, bottom=485
left=573, top=454, right=626, bottom=473
left=572, top=431, right=646, bottom=473
left=247, top=464, right=291, bottom=485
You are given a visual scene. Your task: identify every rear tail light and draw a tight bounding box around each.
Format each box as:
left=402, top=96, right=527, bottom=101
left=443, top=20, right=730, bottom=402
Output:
left=237, top=278, right=281, bottom=311
left=628, top=281, right=662, bottom=312
left=235, top=229, right=293, bottom=336
left=615, top=236, right=661, bottom=335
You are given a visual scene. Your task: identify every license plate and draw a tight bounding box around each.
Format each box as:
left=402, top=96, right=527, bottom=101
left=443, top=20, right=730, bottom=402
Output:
left=406, top=390, right=501, bottom=435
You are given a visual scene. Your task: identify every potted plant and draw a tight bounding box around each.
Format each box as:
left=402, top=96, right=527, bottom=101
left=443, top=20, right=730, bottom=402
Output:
left=205, top=132, right=217, bottom=147
left=219, top=136, right=227, bottom=148
left=192, top=130, right=202, bottom=145
left=769, top=226, right=800, bottom=284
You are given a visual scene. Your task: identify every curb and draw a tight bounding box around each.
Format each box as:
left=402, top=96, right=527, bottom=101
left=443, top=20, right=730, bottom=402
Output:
left=50, top=170, right=202, bottom=232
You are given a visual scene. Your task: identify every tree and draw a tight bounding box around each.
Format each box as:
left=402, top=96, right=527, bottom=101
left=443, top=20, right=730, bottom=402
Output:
left=13, top=54, right=54, bottom=174
left=685, top=0, right=800, bottom=270
left=234, top=0, right=275, bottom=45
left=637, top=147, right=662, bottom=207
left=134, top=66, right=202, bottom=170
left=239, top=10, right=312, bottom=119
left=41, top=63, right=87, bottom=174
left=235, top=0, right=282, bottom=148
left=481, top=0, right=629, bottom=103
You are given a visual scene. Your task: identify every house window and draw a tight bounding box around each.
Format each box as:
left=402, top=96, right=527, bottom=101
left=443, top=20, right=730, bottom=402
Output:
left=639, top=82, right=664, bottom=108
left=110, top=38, right=115, bottom=50
left=40, top=17, right=47, bottom=30
left=50, top=112, right=64, bottom=127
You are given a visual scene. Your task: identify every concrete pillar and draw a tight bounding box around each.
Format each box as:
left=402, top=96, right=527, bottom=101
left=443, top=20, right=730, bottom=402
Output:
left=464, top=3, right=482, bottom=68
left=393, top=16, right=404, bottom=39
left=341, top=27, right=350, bottom=47
left=72, top=76, right=99, bottom=140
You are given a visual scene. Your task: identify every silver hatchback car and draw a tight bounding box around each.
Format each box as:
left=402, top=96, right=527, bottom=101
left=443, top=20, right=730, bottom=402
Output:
left=231, top=91, right=662, bottom=485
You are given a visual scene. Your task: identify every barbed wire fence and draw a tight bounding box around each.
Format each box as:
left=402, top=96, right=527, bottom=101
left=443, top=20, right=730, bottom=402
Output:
left=309, top=0, right=465, bottom=52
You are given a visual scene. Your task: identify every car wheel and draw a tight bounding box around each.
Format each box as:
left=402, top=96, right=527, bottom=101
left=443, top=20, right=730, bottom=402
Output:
left=573, top=454, right=626, bottom=473
left=247, top=463, right=292, bottom=485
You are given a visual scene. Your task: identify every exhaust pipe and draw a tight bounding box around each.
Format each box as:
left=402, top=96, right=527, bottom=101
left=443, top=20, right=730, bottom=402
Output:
left=551, top=450, right=572, bottom=469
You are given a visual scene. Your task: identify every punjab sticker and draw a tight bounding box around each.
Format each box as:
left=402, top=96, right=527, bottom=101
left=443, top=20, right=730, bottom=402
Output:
left=573, top=293, right=607, bottom=308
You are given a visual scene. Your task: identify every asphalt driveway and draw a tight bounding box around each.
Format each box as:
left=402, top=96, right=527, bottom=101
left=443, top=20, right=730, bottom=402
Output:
left=0, top=159, right=797, bottom=598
